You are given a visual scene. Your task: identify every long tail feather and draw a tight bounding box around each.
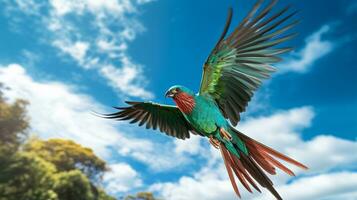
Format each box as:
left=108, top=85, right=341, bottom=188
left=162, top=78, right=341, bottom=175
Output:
left=220, top=143, right=241, bottom=198
left=240, top=153, right=282, bottom=200
left=248, top=146, right=277, bottom=175
left=231, top=155, right=261, bottom=193
left=253, top=140, right=308, bottom=169
left=217, top=126, right=308, bottom=199
left=226, top=151, right=253, bottom=193
left=234, top=128, right=308, bottom=170
left=258, top=149, right=295, bottom=176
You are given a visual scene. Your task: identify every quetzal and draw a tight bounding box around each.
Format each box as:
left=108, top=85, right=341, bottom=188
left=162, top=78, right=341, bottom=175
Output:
left=102, top=0, right=308, bottom=199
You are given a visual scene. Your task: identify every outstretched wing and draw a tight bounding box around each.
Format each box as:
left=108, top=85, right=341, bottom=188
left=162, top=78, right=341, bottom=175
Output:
left=199, top=0, right=298, bottom=126
left=101, top=101, right=198, bottom=140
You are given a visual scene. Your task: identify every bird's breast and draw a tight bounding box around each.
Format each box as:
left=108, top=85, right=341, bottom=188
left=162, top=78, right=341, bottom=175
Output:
left=182, top=97, right=226, bottom=134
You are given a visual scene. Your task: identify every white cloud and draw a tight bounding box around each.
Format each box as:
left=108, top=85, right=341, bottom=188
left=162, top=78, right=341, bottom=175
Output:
left=239, top=107, right=314, bottom=151
left=103, top=163, right=143, bottom=193
left=100, top=57, right=154, bottom=99
left=97, top=39, right=127, bottom=52
left=2, top=0, right=154, bottom=99
left=53, top=40, right=90, bottom=66
left=151, top=107, right=357, bottom=200
left=0, top=64, right=144, bottom=194
left=260, top=172, right=357, bottom=200
left=279, top=25, right=334, bottom=73
left=0, top=63, right=126, bottom=157
left=0, top=63, right=195, bottom=173
left=174, top=134, right=204, bottom=155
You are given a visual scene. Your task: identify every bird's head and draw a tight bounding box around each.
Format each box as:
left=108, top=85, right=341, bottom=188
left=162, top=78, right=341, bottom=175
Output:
left=165, top=85, right=194, bottom=99
left=165, top=85, right=195, bottom=113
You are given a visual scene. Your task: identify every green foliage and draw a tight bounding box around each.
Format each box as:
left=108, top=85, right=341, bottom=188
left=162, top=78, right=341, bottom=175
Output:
left=0, top=152, right=58, bottom=200
left=53, top=170, right=94, bottom=200
left=98, top=189, right=117, bottom=200
left=0, top=86, right=116, bottom=200
left=0, top=87, right=29, bottom=154
left=24, top=138, right=107, bottom=181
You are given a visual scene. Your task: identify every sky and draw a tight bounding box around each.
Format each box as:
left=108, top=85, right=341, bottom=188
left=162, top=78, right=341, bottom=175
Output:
left=0, top=0, right=357, bottom=199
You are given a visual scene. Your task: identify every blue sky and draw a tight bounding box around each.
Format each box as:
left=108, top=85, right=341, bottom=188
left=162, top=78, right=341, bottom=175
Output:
left=0, top=0, right=357, bottom=199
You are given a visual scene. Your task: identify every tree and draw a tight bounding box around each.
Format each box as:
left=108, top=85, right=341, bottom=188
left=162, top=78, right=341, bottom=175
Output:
left=0, top=84, right=29, bottom=154
left=0, top=85, right=115, bottom=200
left=53, top=170, right=94, bottom=200
left=0, top=152, right=58, bottom=200
left=24, top=138, right=107, bottom=181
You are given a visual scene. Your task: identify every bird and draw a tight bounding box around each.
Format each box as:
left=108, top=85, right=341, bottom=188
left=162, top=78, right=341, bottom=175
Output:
left=101, top=0, right=308, bottom=199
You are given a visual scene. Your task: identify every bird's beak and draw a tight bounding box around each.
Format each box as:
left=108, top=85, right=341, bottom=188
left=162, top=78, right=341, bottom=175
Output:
left=165, top=90, right=175, bottom=98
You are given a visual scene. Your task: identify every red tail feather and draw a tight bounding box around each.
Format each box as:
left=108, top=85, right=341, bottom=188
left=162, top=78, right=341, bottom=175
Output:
left=252, top=141, right=308, bottom=170
left=227, top=152, right=253, bottom=193
left=232, top=156, right=261, bottom=193
left=220, top=143, right=241, bottom=198
left=246, top=144, right=277, bottom=175
left=217, top=127, right=308, bottom=200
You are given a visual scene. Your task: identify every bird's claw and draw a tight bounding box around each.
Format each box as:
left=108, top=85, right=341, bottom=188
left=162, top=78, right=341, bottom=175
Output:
left=220, top=127, right=232, bottom=141
left=209, top=136, right=220, bottom=149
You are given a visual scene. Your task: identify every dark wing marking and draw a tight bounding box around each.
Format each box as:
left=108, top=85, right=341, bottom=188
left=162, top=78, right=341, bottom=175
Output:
left=101, top=101, right=201, bottom=140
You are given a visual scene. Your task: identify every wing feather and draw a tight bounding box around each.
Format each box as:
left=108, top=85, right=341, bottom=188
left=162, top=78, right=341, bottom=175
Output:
left=199, top=0, right=297, bottom=125
left=100, top=101, right=200, bottom=140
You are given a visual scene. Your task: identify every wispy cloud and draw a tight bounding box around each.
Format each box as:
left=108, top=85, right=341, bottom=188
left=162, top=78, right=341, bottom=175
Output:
left=279, top=25, right=334, bottom=73
left=2, top=0, right=154, bottom=99
left=151, top=107, right=357, bottom=200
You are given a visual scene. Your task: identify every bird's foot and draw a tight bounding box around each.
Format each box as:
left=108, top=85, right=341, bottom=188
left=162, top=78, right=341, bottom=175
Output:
left=209, top=136, right=220, bottom=149
left=220, top=127, right=232, bottom=141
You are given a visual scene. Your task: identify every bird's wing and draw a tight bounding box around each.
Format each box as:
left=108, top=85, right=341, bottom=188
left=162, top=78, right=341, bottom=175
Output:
left=101, top=101, right=198, bottom=140
left=199, top=0, right=298, bottom=126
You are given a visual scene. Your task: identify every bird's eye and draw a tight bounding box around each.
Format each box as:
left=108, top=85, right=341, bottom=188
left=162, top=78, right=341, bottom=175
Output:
left=175, top=88, right=181, bottom=93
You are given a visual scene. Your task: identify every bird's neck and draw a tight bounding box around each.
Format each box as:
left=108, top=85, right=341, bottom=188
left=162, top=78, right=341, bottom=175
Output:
left=174, top=92, right=195, bottom=114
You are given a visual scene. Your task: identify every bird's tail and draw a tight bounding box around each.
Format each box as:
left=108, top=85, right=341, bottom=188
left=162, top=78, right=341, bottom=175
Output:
left=219, top=126, right=308, bottom=200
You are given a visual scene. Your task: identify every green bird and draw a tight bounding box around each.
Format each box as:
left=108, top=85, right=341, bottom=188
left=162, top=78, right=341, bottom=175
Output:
left=102, top=0, right=308, bottom=199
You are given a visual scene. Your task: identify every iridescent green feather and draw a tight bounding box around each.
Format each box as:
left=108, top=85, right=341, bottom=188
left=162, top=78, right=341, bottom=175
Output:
left=199, top=0, right=298, bottom=126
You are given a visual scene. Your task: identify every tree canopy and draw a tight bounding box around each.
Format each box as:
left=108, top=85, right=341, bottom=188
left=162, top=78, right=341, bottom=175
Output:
left=24, top=138, right=107, bottom=181
left=0, top=87, right=114, bottom=200
left=0, top=85, right=160, bottom=200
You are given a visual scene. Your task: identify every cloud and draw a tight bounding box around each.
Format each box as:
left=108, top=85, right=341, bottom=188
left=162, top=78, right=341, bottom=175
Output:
left=53, top=40, right=90, bottom=66
left=121, top=134, right=194, bottom=171
left=0, top=63, right=131, bottom=157
left=100, top=58, right=154, bottom=99
left=2, top=0, right=154, bottom=99
left=0, top=62, right=203, bottom=192
left=174, top=134, right=204, bottom=155
left=0, top=63, right=149, bottom=194
left=103, top=163, right=143, bottom=194
left=261, top=172, right=357, bottom=200
left=151, top=107, right=357, bottom=200
left=279, top=25, right=334, bottom=73
left=0, top=63, right=195, bottom=173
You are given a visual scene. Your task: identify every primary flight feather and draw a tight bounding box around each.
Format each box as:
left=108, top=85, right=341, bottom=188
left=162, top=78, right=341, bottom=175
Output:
left=101, top=0, right=307, bottom=199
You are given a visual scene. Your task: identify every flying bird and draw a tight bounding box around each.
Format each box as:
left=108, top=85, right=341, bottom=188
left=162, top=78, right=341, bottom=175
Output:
left=102, top=0, right=308, bottom=199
